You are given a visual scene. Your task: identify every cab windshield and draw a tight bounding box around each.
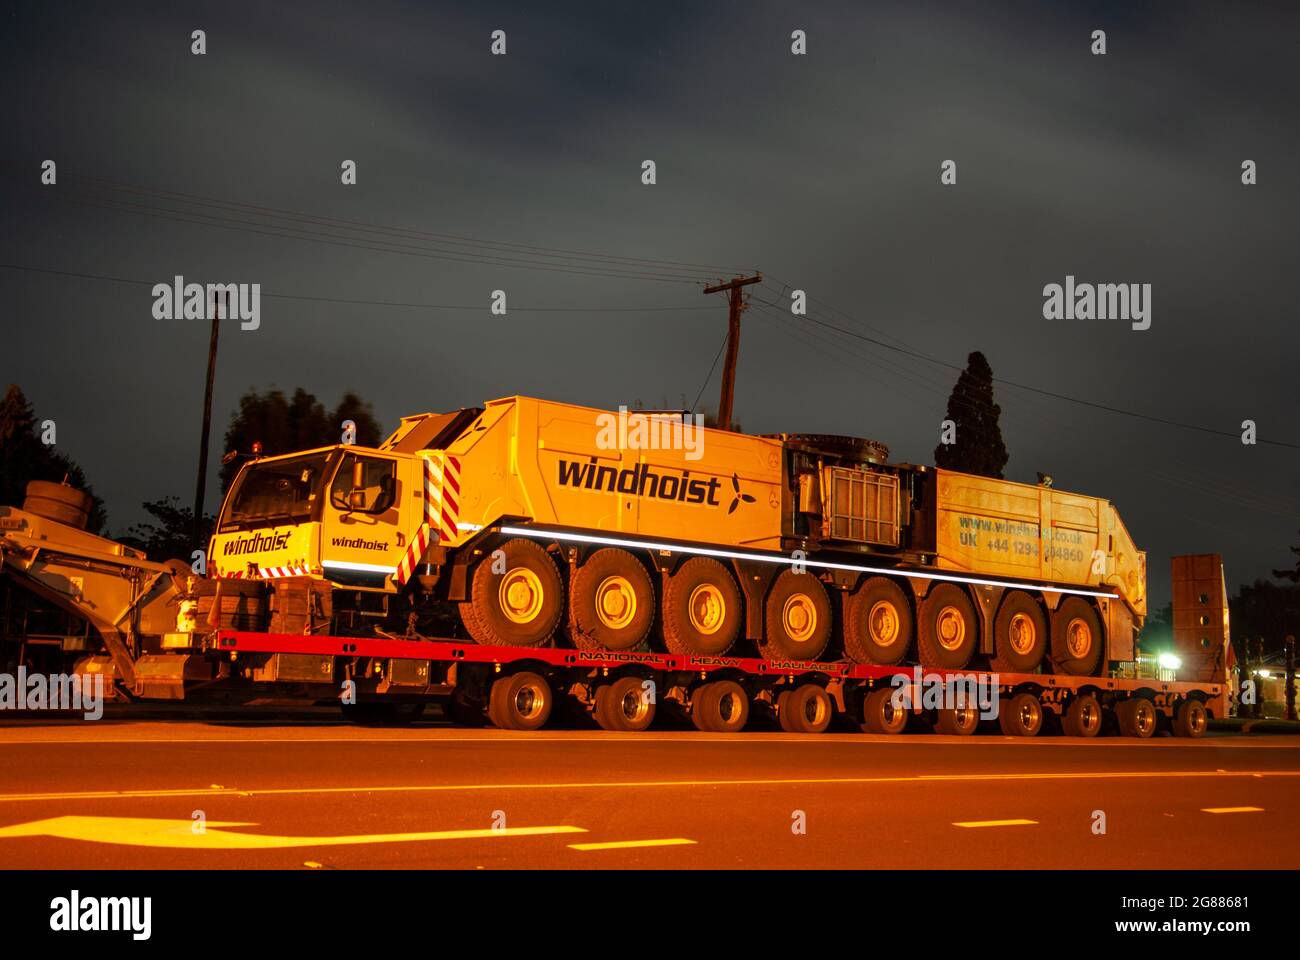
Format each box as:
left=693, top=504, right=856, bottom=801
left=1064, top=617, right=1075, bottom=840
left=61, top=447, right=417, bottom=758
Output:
left=220, top=452, right=332, bottom=530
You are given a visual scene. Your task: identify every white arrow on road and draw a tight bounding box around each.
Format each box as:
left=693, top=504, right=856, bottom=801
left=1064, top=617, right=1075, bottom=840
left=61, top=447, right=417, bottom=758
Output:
left=0, top=816, right=586, bottom=849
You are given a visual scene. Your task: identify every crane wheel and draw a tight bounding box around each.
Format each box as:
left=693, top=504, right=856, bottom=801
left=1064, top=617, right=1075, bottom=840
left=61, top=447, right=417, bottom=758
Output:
left=568, top=548, right=655, bottom=651
left=777, top=684, right=833, bottom=734
left=998, top=692, right=1044, bottom=737
left=459, top=538, right=564, bottom=647
left=843, top=577, right=913, bottom=665
left=760, top=570, right=832, bottom=661
left=662, top=557, right=742, bottom=656
left=691, top=680, right=749, bottom=733
left=934, top=704, right=981, bottom=735
left=487, top=671, right=553, bottom=731
left=860, top=686, right=908, bottom=734
left=594, top=676, right=657, bottom=732
left=1172, top=698, right=1207, bottom=738
left=990, top=591, right=1048, bottom=674
left=1062, top=694, right=1103, bottom=737
left=1051, top=597, right=1104, bottom=676
left=1117, top=697, right=1158, bottom=738
left=917, top=584, right=978, bottom=670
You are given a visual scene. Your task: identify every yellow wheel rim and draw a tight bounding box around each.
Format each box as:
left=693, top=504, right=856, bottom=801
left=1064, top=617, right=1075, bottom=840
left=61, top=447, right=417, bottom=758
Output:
left=1008, top=612, right=1037, bottom=655
left=1066, top=617, right=1092, bottom=659
left=499, top=567, right=544, bottom=624
left=783, top=594, right=817, bottom=643
left=688, top=583, right=725, bottom=635
left=936, top=605, right=967, bottom=651
left=868, top=600, right=900, bottom=648
left=595, top=575, right=637, bottom=630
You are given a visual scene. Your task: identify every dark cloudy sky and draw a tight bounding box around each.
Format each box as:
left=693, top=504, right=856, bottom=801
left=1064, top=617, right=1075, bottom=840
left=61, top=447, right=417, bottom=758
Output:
left=2, top=0, right=1297, bottom=607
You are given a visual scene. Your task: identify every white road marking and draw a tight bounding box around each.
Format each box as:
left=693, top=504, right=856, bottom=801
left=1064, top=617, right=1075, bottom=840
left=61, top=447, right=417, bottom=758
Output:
left=953, top=819, right=1037, bottom=828
left=0, top=769, right=1297, bottom=804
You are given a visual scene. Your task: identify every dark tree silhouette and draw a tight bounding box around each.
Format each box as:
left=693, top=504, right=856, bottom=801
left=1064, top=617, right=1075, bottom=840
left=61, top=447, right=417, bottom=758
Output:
left=218, top=388, right=383, bottom=492
left=0, top=384, right=107, bottom=532
left=1273, top=530, right=1300, bottom=583
left=118, top=496, right=214, bottom=563
left=933, top=351, right=1009, bottom=479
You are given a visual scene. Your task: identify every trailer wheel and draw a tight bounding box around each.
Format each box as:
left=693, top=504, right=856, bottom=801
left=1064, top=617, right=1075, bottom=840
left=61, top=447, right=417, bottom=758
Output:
left=460, top=538, right=564, bottom=647
left=918, top=584, right=978, bottom=669
left=594, top=676, right=656, bottom=732
left=1061, top=693, right=1103, bottom=737
left=1051, top=597, right=1104, bottom=676
left=662, top=558, right=743, bottom=656
left=1116, top=697, right=1157, bottom=738
left=487, top=671, right=553, bottom=731
left=843, top=577, right=913, bottom=665
left=991, top=591, right=1048, bottom=674
left=934, top=704, right=981, bottom=736
left=777, top=684, right=833, bottom=734
left=691, top=680, right=749, bottom=733
left=861, top=686, right=908, bottom=735
left=760, top=571, right=832, bottom=661
left=998, top=692, right=1044, bottom=737
left=568, top=548, right=656, bottom=651
left=1172, top=698, right=1207, bottom=738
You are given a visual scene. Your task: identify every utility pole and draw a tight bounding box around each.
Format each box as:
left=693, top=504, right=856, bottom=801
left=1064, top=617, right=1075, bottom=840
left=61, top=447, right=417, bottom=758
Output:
left=703, top=273, right=762, bottom=431
left=193, top=292, right=226, bottom=547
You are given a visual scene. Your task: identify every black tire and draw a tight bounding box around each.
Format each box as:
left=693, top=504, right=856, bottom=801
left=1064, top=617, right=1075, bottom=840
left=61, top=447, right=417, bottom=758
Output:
left=1062, top=693, right=1103, bottom=737
left=487, top=671, right=553, bottom=730
left=568, top=548, right=656, bottom=652
left=998, top=692, right=1044, bottom=737
left=594, top=676, right=657, bottom=732
left=1117, top=697, right=1157, bottom=738
left=459, top=538, right=564, bottom=647
left=934, top=704, right=981, bottom=735
left=1172, top=698, right=1208, bottom=738
left=917, top=583, right=979, bottom=670
left=1051, top=597, right=1105, bottom=677
left=843, top=577, right=913, bottom=665
left=760, top=570, right=832, bottom=661
left=990, top=591, right=1048, bottom=674
left=777, top=684, right=833, bottom=734
left=861, top=685, right=908, bottom=734
left=662, top=557, right=743, bottom=656
left=691, top=680, right=748, bottom=733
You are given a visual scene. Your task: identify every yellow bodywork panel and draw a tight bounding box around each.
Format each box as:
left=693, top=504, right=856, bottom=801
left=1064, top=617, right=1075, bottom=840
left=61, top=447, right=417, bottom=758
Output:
left=442, top=397, right=785, bottom=550
left=933, top=469, right=1146, bottom=617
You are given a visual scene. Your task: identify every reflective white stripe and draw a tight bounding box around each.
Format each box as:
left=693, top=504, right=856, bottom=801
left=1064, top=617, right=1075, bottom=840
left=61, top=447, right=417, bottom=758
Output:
left=499, top=526, right=1119, bottom=600
left=322, top=560, right=398, bottom=574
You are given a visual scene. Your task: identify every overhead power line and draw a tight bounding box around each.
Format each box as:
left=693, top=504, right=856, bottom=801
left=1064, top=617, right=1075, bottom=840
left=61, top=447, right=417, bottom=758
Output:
left=0, top=262, right=716, bottom=312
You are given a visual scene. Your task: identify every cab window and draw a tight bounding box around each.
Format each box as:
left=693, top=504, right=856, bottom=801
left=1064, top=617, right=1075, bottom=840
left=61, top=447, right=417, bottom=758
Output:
left=330, top=454, right=397, bottom=514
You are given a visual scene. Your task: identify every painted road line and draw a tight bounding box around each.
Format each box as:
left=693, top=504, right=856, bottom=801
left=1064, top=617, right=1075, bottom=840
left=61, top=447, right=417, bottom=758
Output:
left=1, top=770, right=1299, bottom=804
left=569, top=838, right=697, bottom=851
left=1201, top=806, right=1265, bottom=814
left=0, top=815, right=587, bottom=849
left=953, top=819, right=1038, bottom=828
left=1, top=732, right=1297, bottom=748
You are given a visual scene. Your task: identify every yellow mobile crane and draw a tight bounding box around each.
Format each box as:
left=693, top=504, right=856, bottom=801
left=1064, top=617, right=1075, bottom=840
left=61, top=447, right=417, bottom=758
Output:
left=206, top=395, right=1146, bottom=677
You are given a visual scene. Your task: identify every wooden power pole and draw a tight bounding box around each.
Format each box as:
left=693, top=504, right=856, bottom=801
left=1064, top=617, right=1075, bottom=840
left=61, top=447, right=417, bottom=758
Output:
left=703, top=273, right=762, bottom=431
left=193, top=292, right=226, bottom=547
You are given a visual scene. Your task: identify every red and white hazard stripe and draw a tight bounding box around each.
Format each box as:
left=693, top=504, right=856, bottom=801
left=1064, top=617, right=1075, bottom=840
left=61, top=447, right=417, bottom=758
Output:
left=395, top=454, right=462, bottom=586
left=212, top=563, right=309, bottom=580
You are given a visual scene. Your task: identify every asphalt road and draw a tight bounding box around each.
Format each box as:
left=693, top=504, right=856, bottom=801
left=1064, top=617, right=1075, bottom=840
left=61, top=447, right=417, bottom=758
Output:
left=0, top=716, right=1296, bottom=869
